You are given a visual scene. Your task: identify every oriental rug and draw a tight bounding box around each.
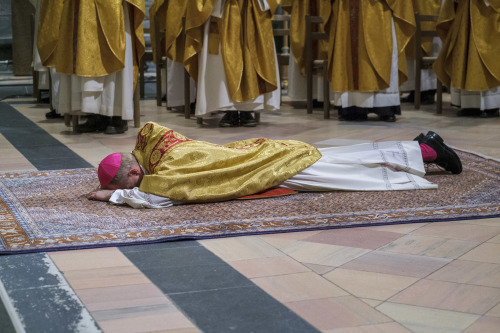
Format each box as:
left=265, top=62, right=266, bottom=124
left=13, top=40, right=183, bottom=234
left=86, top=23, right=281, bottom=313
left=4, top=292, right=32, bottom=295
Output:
left=0, top=149, right=499, bottom=254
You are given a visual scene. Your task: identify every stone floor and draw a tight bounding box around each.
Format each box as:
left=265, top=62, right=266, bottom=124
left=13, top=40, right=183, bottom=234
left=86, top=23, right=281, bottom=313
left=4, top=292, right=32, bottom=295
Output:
left=0, top=81, right=499, bottom=332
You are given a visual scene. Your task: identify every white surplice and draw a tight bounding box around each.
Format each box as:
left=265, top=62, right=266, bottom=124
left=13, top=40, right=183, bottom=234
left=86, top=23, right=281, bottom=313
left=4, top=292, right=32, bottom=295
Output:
left=450, top=86, right=500, bottom=111
left=160, top=59, right=197, bottom=108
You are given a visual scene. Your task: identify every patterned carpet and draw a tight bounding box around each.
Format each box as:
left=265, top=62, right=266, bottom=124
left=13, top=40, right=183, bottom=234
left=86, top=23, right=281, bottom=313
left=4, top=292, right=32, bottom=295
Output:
left=1, top=150, right=499, bottom=253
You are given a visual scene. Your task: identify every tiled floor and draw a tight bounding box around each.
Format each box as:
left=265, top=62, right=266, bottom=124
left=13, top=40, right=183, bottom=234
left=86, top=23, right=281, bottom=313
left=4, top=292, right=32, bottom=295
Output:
left=1, top=82, right=500, bottom=332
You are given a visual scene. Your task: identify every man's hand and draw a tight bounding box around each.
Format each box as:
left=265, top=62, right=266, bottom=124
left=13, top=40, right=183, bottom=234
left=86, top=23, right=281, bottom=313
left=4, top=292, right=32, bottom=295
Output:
left=87, top=189, right=114, bottom=202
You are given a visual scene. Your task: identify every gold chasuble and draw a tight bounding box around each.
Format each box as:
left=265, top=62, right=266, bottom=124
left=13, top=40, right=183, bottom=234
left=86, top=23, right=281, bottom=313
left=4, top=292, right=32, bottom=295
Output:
left=163, top=0, right=190, bottom=64
left=183, top=0, right=218, bottom=82
left=325, top=0, right=415, bottom=92
left=132, top=123, right=322, bottom=202
left=184, top=0, right=279, bottom=102
left=37, top=0, right=145, bottom=88
left=433, top=0, right=500, bottom=91
left=281, top=0, right=332, bottom=76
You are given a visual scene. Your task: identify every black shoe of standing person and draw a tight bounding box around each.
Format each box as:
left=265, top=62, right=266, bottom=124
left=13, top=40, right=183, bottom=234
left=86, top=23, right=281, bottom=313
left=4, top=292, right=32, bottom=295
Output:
left=421, top=90, right=436, bottom=105
left=105, top=116, right=128, bottom=134
left=480, top=108, right=500, bottom=118
left=219, top=111, right=239, bottom=127
left=401, top=91, right=415, bottom=103
left=45, top=110, right=63, bottom=119
left=76, top=115, right=110, bottom=133
left=240, top=112, right=257, bottom=127
left=420, top=131, right=462, bottom=174
left=381, top=114, right=396, bottom=122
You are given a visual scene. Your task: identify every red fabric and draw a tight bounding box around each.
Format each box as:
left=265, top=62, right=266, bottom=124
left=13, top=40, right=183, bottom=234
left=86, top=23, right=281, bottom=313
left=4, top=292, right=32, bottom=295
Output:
left=420, top=143, right=437, bottom=162
left=237, top=188, right=298, bottom=200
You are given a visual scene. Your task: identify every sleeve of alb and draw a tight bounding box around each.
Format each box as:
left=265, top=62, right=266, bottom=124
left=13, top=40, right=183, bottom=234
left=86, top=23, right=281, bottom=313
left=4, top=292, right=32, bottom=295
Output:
left=109, top=187, right=178, bottom=209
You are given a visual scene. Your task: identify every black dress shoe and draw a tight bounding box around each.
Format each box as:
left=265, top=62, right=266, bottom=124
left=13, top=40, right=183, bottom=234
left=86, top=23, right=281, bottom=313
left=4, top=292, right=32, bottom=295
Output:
left=480, top=109, right=500, bottom=118
left=381, top=115, right=396, bottom=122
left=45, top=110, right=63, bottom=119
left=401, top=91, right=415, bottom=103
left=414, top=133, right=425, bottom=143
left=421, top=131, right=462, bottom=174
left=76, top=115, right=110, bottom=133
left=421, top=90, right=436, bottom=105
left=104, top=116, right=128, bottom=134
left=240, top=112, right=257, bottom=127
left=219, top=111, right=239, bottom=127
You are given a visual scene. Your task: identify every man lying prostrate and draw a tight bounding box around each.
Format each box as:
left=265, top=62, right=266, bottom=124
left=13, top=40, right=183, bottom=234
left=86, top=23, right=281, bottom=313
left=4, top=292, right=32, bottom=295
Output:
left=87, top=122, right=462, bottom=208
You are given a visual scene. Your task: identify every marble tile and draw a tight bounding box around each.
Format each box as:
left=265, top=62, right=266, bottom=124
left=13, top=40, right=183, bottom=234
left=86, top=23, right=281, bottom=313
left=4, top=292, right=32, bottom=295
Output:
left=340, top=250, right=451, bottom=278
left=61, top=265, right=151, bottom=290
left=460, top=217, right=500, bottom=228
left=304, top=263, right=335, bottom=275
left=463, top=316, right=500, bottom=333
left=229, top=256, right=310, bottom=278
left=324, top=268, right=418, bottom=301
left=488, top=233, right=500, bottom=244
left=303, top=228, right=402, bottom=250
left=281, top=241, right=370, bottom=267
left=259, top=230, right=323, bottom=242
left=369, top=223, right=427, bottom=234
left=199, top=236, right=284, bottom=262
left=411, top=222, right=500, bottom=242
left=389, top=279, right=500, bottom=315
left=287, top=296, right=392, bottom=331
left=427, top=260, right=500, bottom=288
left=323, top=322, right=412, bottom=333
left=75, top=283, right=172, bottom=312
left=49, top=247, right=135, bottom=271
left=379, top=234, right=480, bottom=259
left=486, top=303, right=500, bottom=317
left=377, top=301, right=480, bottom=333
left=97, top=312, right=199, bottom=333
left=459, top=242, right=500, bottom=264
left=252, top=272, right=348, bottom=303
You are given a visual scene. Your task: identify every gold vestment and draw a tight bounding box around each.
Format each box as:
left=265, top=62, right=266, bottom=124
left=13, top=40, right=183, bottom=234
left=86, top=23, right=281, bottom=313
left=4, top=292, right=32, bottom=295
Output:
left=183, top=0, right=279, bottom=102
left=433, top=0, right=500, bottom=91
left=37, top=0, right=145, bottom=88
left=281, top=0, right=331, bottom=76
left=132, top=122, right=322, bottom=202
left=325, top=0, right=416, bottom=92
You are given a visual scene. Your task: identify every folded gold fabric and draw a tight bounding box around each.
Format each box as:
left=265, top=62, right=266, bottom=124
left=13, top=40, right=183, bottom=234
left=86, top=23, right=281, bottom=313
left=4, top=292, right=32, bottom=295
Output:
left=325, top=0, right=415, bottom=92
left=133, top=122, right=322, bottom=202
left=37, top=0, right=145, bottom=88
left=433, top=0, right=500, bottom=91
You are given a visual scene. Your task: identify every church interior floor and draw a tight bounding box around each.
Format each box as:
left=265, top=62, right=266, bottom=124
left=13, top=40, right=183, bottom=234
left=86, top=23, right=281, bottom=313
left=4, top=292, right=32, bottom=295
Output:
left=1, top=85, right=500, bottom=332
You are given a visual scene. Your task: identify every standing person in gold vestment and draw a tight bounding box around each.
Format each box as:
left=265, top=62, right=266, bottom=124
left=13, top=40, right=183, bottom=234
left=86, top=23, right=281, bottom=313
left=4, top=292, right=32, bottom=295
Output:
left=281, top=0, right=332, bottom=106
left=181, top=0, right=281, bottom=127
left=325, top=0, right=416, bottom=122
left=149, top=0, right=196, bottom=108
left=400, top=0, right=443, bottom=105
left=433, top=0, right=500, bottom=118
left=37, top=0, right=146, bottom=133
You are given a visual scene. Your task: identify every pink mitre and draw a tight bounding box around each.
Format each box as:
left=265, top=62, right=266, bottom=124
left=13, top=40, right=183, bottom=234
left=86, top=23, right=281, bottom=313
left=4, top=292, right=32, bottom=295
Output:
left=98, top=153, right=121, bottom=186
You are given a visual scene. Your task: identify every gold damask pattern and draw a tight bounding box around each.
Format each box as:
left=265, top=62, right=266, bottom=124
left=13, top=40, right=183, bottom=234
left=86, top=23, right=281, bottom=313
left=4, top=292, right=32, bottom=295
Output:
left=433, top=0, right=500, bottom=91
left=132, top=122, right=322, bottom=202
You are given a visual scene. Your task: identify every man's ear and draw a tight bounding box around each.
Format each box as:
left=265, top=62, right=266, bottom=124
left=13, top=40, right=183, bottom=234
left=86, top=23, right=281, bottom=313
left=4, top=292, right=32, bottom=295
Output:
left=129, top=166, right=142, bottom=176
